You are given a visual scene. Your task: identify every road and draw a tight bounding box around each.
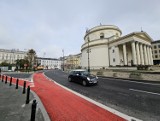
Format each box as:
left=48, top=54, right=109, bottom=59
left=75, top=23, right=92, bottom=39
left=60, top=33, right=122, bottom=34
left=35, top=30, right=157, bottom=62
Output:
left=5, top=70, right=160, bottom=121
left=44, top=70, right=160, bottom=121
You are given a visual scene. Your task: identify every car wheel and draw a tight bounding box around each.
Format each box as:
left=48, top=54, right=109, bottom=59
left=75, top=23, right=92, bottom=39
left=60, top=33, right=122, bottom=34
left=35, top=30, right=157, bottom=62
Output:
left=68, top=77, right=72, bottom=82
left=82, top=80, right=87, bottom=86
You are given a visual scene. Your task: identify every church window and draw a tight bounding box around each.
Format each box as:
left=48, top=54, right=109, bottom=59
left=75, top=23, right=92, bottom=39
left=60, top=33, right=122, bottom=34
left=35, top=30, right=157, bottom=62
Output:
left=87, top=36, right=90, bottom=42
left=112, top=49, right=115, bottom=53
left=100, top=33, right=104, bottom=39
left=113, top=58, right=115, bottom=62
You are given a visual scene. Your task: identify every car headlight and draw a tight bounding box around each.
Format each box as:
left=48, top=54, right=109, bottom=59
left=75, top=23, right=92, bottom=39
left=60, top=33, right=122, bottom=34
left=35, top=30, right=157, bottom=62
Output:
left=87, top=77, right=90, bottom=81
left=96, top=76, right=98, bottom=79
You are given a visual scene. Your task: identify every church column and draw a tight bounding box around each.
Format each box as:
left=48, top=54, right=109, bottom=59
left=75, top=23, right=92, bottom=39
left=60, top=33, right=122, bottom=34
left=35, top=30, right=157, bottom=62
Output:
left=123, top=44, right=127, bottom=65
left=136, top=42, right=140, bottom=65
left=147, top=46, right=151, bottom=65
left=131, top=41, right=137, bottom=65
left=149, top=47, right=153, bottom=65
left=116, top=46, right=120, bottom=65
left=140, top=43, right=144, bottom=65
left=144, top=45, right=148, bottom=65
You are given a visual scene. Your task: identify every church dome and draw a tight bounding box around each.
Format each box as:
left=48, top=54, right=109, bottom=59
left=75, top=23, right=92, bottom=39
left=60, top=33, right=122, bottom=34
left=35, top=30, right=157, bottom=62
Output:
left=84, top=25, right=122, bottom=42
left=89, top=25, right=122, bottom=34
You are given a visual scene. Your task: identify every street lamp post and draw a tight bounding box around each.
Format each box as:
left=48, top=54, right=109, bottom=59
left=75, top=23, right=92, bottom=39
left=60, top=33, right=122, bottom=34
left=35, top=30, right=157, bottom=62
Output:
left=126, top=53, right=129, bottom=70
left=108, top=38, right=110, bottom=67
left=62, top=49, right=64, bottom=71
left=87, top=37, right=90, bottom=73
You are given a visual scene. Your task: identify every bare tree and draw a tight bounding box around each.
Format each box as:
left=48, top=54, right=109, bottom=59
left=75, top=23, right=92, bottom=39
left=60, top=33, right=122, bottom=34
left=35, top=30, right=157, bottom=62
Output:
left=26, top=49, right=37, bottom=69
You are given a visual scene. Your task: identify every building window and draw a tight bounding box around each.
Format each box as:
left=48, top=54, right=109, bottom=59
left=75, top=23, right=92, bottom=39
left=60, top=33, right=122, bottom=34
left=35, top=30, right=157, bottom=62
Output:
left=154, top=50, right=157, bottom=53
left=158, top=45, right=160, bottom=48
left=112, top=49, right=115, bottom=53
left=100, top=33, right=104, bottom=39
left=154, top=45, right=157, bottom=49
left=87, top=36, right=90, bottom=42
left=159, top=50, right=160, bottom=53
left=155, top=55, right=158, bottom=58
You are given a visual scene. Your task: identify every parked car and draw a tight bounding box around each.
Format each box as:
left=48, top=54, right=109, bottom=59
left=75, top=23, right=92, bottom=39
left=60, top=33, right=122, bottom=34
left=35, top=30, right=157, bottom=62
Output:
left=68, top=69, right=98, bottom=86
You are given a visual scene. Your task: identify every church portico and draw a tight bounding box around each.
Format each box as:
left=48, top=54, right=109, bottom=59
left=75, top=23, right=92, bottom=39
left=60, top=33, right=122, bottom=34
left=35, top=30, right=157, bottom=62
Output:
left=114, top=39, right=154, bottom=67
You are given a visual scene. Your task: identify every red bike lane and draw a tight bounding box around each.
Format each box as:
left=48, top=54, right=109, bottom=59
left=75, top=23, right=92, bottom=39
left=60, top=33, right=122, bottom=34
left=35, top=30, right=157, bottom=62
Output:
left=0, top=73, right=126, bottom=121
left=31, top=73, right=126, bottom=121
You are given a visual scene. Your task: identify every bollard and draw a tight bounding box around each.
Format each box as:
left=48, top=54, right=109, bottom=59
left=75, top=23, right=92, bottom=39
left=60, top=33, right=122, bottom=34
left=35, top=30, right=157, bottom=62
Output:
left=5, top=76, right=7, bottom=84
left=22, top=81, right=26, bottom=94
left=15, top=78, right=19, bottom=89
left=26, top=86, right=30, bottom=104
left=2, top=75, right=4, bottom=82
left=30, top=100, right=37, bottom=121
left=10, top=77, right=12, bottom=86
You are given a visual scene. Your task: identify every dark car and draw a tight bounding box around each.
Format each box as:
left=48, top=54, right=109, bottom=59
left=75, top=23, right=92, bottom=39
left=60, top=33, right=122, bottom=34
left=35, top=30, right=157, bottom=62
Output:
left=68, top=69, right=98, bottom=86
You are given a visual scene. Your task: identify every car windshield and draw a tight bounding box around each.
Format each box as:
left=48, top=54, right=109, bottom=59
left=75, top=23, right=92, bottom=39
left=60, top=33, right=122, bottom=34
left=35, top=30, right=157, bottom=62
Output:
left=80, top=71, right=89, bottom=76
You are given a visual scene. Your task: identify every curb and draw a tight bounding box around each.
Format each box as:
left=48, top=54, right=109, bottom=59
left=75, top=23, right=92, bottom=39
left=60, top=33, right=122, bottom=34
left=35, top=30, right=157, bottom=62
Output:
left=98, top=76, right=160, bottom=84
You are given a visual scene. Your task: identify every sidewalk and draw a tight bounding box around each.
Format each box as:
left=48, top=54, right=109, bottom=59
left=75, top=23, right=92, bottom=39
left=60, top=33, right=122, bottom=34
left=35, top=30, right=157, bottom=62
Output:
left=0, top=77, right=44, bottom=121
left=31, top=72, right=126, bottom=121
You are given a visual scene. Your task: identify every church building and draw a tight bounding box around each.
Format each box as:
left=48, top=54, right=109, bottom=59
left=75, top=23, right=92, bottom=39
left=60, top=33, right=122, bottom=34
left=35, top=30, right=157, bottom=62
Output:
left=81, top=25, right=153, bottom=69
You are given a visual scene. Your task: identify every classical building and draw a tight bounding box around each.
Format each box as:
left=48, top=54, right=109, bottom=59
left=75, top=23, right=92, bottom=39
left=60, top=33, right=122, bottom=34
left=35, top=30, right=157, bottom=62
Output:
left=0, top=49, right=27, bottom=64
left=36, top=57, right=62, bottom=69
left=151, top=40, right=160, bottom=65
left=64, top=53, right=81, bottom=69
left=81, top=25, right=153, bottom=69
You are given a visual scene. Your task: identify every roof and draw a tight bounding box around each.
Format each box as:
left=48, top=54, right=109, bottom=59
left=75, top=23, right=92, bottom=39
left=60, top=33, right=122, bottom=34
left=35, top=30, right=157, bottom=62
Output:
left=151, top=40, right=160, bottom=44
left=37, top=57, right=60, bottom=61
left=70, top=69, right=87, bottom=72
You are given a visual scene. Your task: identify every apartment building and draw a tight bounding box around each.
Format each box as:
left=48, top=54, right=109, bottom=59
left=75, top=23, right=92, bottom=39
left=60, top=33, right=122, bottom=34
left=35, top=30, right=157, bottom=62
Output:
left=151, top=40, right=160, bottom=65
left=36, top=57, right=62, bottom=69
left=0, top=49, right=27, bottom=64
left=64, top=53, right=81, bottom=69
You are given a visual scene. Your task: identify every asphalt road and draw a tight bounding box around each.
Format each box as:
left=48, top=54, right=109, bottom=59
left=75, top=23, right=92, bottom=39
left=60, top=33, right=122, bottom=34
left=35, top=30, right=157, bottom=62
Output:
left=44, top=70, right=160, bottom=121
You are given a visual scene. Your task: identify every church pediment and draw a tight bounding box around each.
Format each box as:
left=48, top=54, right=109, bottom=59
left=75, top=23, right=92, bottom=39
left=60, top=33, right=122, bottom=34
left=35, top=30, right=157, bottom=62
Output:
left=134, top=32, right=153, bottom=42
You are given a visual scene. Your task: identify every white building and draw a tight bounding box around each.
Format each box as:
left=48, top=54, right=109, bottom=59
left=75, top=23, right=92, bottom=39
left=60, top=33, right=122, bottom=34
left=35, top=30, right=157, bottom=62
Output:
left=0, top=49, right=27, bottom=64
left=36, top=57, right=62, bottom=69
left=81, top=25, right=153, bottom=69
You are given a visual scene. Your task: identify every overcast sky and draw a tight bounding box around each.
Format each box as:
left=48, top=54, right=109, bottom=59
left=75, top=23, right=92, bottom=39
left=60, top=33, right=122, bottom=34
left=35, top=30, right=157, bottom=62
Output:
left=0, top=0, right=160, bottom=58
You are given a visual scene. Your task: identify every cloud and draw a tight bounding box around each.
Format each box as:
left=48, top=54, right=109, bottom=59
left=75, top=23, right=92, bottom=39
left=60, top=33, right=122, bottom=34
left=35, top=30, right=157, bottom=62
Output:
left=0, top=0, right=160, bottom=59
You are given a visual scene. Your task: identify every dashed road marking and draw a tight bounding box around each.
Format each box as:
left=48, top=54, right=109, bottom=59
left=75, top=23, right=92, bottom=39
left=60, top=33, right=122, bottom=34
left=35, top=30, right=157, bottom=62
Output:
left=99, top=77, right=160, bottom=86
left=129, top=88, right=160, bottom=96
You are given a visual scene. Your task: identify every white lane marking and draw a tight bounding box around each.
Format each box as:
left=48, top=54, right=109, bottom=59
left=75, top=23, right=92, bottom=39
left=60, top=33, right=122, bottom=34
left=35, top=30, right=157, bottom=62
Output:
left=21, top=104, right=26, bottom=108
left=99, top=77, right=160, bottom=86
left=129, top=89, right=160, bottom=96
